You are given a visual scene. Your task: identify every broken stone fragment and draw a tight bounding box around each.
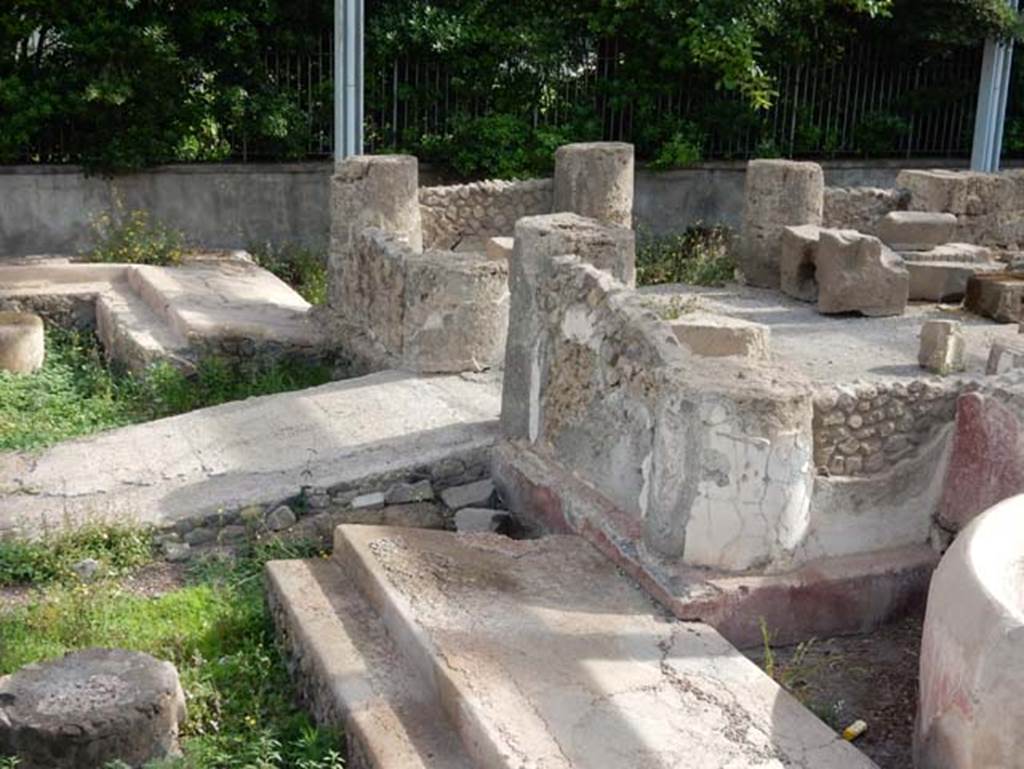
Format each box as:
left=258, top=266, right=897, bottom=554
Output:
left=385, top=480, right=435, bottom=505
left=815, top=229, right=909, bottom=317
left=351, top=491, right=386, bottom=510
left=266, top=504, right=297, bottom=532
left=918, top=320, right=966, bottom=374
left=440, top=479, right=496, bottom=511
left=667, top=312, right=770, bottom=360
left=0, top=648, right=187, bottom=769
left=486, top=236, right=514, bottom=262
left=162, top=540, right=191, bottom=562
left=455, top=507, right=511, bottom=534
left=779, top=225, right=821, bottom=302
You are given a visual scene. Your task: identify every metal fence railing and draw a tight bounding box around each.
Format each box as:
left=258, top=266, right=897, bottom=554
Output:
left=276, top=38, right=987, bottom=162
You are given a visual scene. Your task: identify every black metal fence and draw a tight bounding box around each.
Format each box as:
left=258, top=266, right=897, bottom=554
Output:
left=254, top=35, right=988, bottom=162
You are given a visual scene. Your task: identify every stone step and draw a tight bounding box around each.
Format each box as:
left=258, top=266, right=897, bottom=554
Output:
left=899, top=242, right=994, bottom=264
left=329, top=524, right=877, bottom=769
left=878, top=211, right=957, bottom=251
left=906, top=260, right=1004, bottom=303
left=127, top=261, right=320, bottom=349
left=265, top=558, right=475, bottom=769
left=95, top=283, right=192, bottom=373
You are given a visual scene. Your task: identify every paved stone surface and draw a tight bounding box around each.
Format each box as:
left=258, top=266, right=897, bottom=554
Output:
left=0, top=370, right=500, bottom=537
left=331, top=525, right=877, bottom=769
left=640, top=283, right=1023, bottom=383
left=0, top=648, right=186, bottom=769
left=917, top=495, right=1024, bottom=769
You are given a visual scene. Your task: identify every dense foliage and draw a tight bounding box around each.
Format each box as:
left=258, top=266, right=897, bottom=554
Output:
left=1, top=0, right=1021, bottom=174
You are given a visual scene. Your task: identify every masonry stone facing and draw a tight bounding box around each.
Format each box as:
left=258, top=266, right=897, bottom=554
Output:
left=418, top=178, right=553, bottom=250
left=740, top=159, right=824, bottom=288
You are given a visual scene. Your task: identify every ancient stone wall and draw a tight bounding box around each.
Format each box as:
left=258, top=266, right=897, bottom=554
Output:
left=501, top=213, right=817, bottom=573
left=812, top=381, right=959, bottom=477
left=823, top=186, right=908, bottom=235
left=418, top=178, right=553, bottom=250
left=898, top=169, right=1024, bottom=252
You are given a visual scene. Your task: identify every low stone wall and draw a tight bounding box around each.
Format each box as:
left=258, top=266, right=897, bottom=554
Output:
left=823, top=186, right=909, bottom=235
left=336, top=227, right=509, bottom=373
left=418, top=178, right=553, bottom=249
left=812, top=381, right=960, bottom=476
left=916, top=494, right=1024, bottom=769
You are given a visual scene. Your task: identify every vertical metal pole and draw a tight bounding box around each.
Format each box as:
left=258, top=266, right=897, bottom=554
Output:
left=334, top=0, right=365, bottom=163
left=971, top=0, right=1019, bottom=172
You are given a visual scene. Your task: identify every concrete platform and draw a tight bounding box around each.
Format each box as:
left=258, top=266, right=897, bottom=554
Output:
left=641, top=282, right=1023, bottom=383
left=0, top=370, right=501, bottom=537
left=269, top=525, right=878, bottom=768
left=0, top=257, right=323, bottom=371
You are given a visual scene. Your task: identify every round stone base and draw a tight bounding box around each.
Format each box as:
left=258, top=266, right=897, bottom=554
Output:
left=0, top=648, right=187, bottom=769
left=0, top=311, right=45, bottom=374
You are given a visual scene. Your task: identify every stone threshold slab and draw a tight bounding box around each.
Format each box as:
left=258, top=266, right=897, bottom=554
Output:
left=492, top=441, right=937, bottom=648
left=265, top=558, right=474, bottom=769
left=330, top=524, right=877, bottom=769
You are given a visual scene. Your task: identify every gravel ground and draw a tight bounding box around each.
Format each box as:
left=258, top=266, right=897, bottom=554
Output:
left=640, top=282, right=1021, bottom=384
left=745, top=611, right=924, bottom=769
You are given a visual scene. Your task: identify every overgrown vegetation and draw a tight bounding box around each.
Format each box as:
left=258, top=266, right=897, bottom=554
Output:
left=0, top=327, right=332, bottom=452
left=89, top=201, right=186, bottom=266
left=0, top=523, right=154, bottom=587
left=250, top=241, right=329, bottom=306
left=0, top=537, right=345, bottom=769
left=636, top=225, right=736, bottom=287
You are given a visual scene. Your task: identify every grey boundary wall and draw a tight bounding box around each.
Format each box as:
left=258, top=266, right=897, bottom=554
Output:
left=1, top=159, right=1009, bottom=258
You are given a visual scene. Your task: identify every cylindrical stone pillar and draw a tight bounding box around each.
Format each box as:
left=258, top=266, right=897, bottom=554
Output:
left=0, top=311, right=45, bottom=374
left=553, top=142, right=635, bottom=229
left=740, top=160, right=824, bottom=288
left=0, top=648, right=187, bottom=769
left=328, top=155, right=423, bottom=314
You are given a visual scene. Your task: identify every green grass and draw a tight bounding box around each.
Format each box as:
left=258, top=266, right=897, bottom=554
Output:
left=0, top=538, right=344, bottom=769
left=0, top=327, right=332, bottom=453
left=636, top=225, right=736, bottom=287
left=0, top=523, right=154, bottom=587
left=250, top=242, right=328, bottom=307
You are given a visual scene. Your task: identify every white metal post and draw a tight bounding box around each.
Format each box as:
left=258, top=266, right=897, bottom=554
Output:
left=971, top=0, right=1019, bottom=172
left=334, top=0, right=365, bottom=163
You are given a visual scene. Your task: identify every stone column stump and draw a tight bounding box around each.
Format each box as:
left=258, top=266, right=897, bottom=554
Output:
left=329, top=155, right=424, bottom=317
left=0, top=311, right=44, bottom=374
left=741, top=160, right=824, bottom=288
left=553, top=142, right=635, bottom=229
left=0, top=648, right=187, bottom=769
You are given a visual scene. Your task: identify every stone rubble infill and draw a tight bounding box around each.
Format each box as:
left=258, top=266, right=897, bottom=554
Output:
left=439, top=478, right=496, bottom=510
left=275, top=524, right=878, bottom=769
left=0, top=370, right=501, bottom=539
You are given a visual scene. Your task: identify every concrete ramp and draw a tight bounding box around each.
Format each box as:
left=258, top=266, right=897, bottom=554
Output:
left=0, top=371, right=500, bottom=537
left=267, top=525, right=879, bottom=769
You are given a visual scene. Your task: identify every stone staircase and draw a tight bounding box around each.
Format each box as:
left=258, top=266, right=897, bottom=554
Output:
left=0, top=257, right=323, bottom=372
left=267, top=524, right=879, bottom=769
left=877, top=213, right=1005, bottom=303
